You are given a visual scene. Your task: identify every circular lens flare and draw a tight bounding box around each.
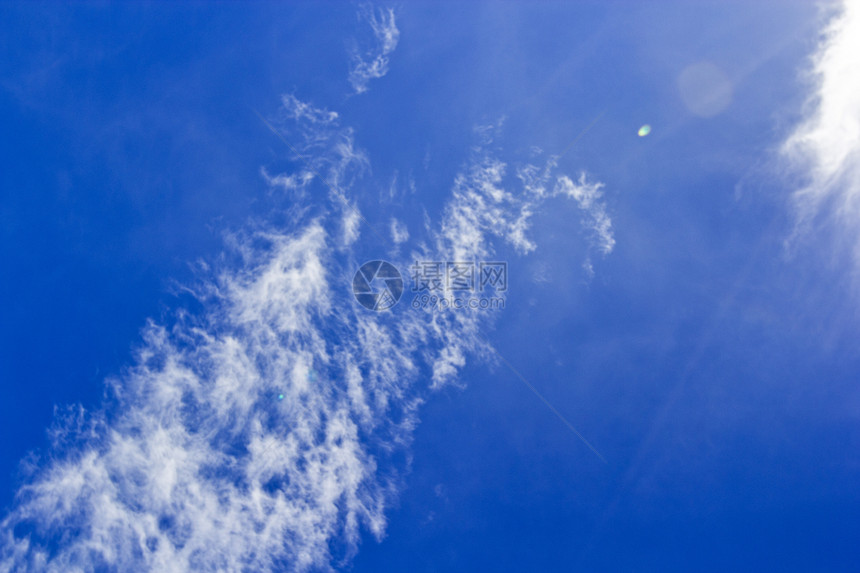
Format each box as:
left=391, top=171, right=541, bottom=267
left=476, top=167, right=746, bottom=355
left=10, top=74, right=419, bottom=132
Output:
left=638, top=125, right=651, bottom=137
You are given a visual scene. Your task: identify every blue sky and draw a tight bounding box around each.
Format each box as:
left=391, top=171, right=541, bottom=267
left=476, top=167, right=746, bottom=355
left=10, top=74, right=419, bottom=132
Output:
left=2, top=1, right=859, bottom=571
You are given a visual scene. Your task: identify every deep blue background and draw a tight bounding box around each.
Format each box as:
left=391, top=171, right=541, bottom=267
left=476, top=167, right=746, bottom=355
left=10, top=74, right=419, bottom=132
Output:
left=2, top=2, right=858, bottom=571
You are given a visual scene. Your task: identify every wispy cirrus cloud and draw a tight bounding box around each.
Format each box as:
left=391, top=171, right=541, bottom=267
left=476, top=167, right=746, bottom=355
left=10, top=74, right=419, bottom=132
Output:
left=516, top=155, right=615, bottom=277
left=0, top=91, right=613, bottom=572
left=348, top=6, right=399, bottom=95
left=782, top=0, right=860, bottom=255
left=390, top=218, right=409, bottom=244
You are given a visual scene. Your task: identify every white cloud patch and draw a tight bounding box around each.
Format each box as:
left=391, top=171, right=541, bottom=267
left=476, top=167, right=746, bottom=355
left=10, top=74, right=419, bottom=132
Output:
left=260, top=167, right=314, bottom=198
left=516, top=158, right=615, bottom=269
left=342, top=209, right=362, bottom=247
left=782, top=0, right=860, bottom=255
left=348, top=6, right=400, bottom=94
left=390, top=218, right=409, bottom=244
left=280, top=94, right=339, bottom=126
left=555, top=174, right=616, bottom=256
left=0, top=95, right=614, bottom=572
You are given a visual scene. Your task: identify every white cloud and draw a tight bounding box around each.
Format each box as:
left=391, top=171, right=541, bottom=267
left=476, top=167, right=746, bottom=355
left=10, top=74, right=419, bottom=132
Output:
left=0, top=96, right=392, bottom=573
left=514, top=157, right=615, bottom=266
left=390, top=218, right=409, bottom=244
left=280, top=94, right=339, bottom=126
left=421, top=130, right=615, bottom=385
left=555, top=174, right=616, bottom=256
left=348, top=6, right=400, bottom=94
left=0, top=95, right=615, bottom=572
left=782, top=0, right=860, bottom=253
left=260, top=167, right=314, bottom=197
left=342, top=209, right=362, bottom=247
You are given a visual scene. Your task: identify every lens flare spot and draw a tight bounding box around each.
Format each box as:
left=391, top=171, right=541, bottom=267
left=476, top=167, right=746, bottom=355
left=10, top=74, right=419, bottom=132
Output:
left=278, top=394, right=284, bottom=400
left=638, top=125, right=651, bottom=137
left=678, top=61, right=732, bottom=117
